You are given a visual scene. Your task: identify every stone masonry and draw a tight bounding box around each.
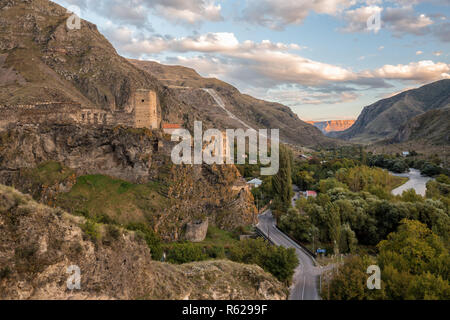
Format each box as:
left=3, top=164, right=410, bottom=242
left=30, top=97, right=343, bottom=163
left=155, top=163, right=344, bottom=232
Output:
left=0, top=89, right=160, bottom=131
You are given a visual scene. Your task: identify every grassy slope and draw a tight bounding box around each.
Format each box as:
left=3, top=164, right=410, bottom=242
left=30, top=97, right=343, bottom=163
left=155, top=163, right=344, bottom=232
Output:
left=56, top=174, right=172, bottom=226
left=0, top=184, right=288, bottom=300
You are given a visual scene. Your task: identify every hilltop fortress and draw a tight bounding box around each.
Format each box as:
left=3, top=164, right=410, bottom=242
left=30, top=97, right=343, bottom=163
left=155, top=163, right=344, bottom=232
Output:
left=0, top=89, right=161, bottom=130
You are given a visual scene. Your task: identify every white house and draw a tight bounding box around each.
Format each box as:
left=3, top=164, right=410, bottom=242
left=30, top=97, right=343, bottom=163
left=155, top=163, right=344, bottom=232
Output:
left=247, top=178, right=263, bottom=189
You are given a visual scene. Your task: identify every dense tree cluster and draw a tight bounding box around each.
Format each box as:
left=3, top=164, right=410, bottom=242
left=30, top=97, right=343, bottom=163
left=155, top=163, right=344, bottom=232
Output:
left=162, top=238, right=298, bottom=284
left=324, top=220, right=450, bottom=300
left=228, top=238, right=299, bottom=284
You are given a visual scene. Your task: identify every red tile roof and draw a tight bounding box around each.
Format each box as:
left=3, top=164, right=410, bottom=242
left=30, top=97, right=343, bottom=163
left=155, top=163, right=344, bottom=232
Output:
left=163, top=124, right=182, bottom=129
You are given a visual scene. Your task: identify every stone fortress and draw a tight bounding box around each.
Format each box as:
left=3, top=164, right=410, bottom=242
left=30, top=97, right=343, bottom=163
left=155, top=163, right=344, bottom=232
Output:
left=0, top=89, right=161, bottom=130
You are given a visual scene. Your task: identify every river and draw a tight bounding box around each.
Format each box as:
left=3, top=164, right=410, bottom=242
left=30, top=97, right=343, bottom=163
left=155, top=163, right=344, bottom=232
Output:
left=390, top=168, right=433, bottom=196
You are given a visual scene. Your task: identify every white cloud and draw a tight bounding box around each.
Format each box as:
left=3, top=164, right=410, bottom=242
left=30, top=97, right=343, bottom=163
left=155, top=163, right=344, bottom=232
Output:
left=366, top=60, right=450, bottom=81
left=256, top=88, right=360, bottom=106
left=55, top=0, right=223, bottom=27
left=152, top=0, right=223, bottom=24
left=340, top=5, right=383, bottom=33
left=240, top=0, right=356, bottom=30
left=340, top=5, right=434, bottom=35
left=383, top=6, right=433, bottom=36
left=416, top=50, right=423, bottom=55
left=107, top=27, right=450, bottom=88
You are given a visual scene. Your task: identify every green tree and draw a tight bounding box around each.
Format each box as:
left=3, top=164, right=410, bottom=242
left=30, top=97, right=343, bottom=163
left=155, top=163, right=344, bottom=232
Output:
left=279, top=208, right=313, bottom=243
left=339, top=223, right=358, bottom=254
left=272, top=145, right=293, bottom=214
left=165, top=243, right=208, bottom=264
left=378, top=220, right=450, bottom=299
left=228, top=239, right=298, bottom=284
left=323, top=255, right=385, bottom=300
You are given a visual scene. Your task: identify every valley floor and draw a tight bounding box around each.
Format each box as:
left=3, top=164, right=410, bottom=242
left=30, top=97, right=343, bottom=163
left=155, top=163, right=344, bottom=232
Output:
left=390, top=169, right=433, bottom=196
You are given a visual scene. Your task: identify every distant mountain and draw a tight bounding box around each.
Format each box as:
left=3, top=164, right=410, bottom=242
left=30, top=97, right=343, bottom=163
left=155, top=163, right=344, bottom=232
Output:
left=335, top=80, right=450, bottom=144
left=307, top=120, right=355, bottom=134
left=129, top=59, right=339, bottom=147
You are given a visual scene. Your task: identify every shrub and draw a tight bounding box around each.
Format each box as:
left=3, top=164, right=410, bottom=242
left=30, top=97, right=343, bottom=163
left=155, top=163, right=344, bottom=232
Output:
left=81, top=220, right=101, bottom=242
left=205, top=245, right=226, bottom=259
left=0, top=267, right=11, bottom=279
left=126, top=222, right=163, bottom=261
left=228, top=239, right=298, bottom=284
left=165, top=243, right=208, bottom=264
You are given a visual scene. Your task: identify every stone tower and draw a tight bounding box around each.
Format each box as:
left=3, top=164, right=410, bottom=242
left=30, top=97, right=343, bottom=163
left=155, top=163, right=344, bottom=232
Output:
left=134, top=89, right=159, bottom=129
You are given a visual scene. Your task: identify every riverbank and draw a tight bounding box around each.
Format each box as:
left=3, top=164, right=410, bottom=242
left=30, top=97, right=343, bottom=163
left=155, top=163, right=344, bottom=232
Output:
left=390, top=169, right=433, bottom=196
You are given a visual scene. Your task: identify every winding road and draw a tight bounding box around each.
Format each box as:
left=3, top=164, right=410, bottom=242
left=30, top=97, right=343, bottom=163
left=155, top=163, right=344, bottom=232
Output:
left=256, top=186, right=322, bottom=300
left=257, top=210, right=321, bottom=300
left=202, top=88, right=253, bottom=130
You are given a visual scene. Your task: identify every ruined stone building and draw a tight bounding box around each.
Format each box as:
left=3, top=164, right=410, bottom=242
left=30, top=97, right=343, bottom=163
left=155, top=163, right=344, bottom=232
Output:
left=0, top=89, right=161, bottom=131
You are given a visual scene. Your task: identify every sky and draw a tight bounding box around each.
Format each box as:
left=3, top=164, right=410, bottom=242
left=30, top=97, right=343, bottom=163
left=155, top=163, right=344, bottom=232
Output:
left=54, top=0, right=450, bottom=121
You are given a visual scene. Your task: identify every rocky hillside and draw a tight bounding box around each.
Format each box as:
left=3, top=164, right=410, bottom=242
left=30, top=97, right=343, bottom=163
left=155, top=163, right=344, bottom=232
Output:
left=0, top=0, right=336, bottom=148
left=0, top=0, right=237, bottom=133
left=129, top=59, right=338, bottom=147
left=307, top=120, right=355, bottom=134
left=335, top=80, right=450, bottom=143
left=0, top=184, right=287, bottom=300
left=0, top=124, right=257, bottom=240
left=390, top=106, right=450, bottom=145
left=0, top=0, right=157, bottom=109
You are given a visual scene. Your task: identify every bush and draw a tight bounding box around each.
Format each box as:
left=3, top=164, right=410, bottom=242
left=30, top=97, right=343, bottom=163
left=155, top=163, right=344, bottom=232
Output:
left=228, top=239, right=298, bottom=284
left=421, top=163, right=442, bottom=176
left=0, top=267, right=11, bottom=279
left=205, top=245, right=226, bottom=259
left=81, top=220, right=101, bottom=242
left=126, top=222, right=163, bottom=261
left=165, top=243, right=208, bottom=264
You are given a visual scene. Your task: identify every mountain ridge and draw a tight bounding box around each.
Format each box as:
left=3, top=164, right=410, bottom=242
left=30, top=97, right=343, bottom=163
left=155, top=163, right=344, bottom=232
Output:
left=335, top=79, right=450, bottom=143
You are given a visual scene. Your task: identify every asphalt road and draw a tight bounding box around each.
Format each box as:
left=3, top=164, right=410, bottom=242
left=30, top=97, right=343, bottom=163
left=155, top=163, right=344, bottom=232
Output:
left=256, top=210, right=321, bottom=300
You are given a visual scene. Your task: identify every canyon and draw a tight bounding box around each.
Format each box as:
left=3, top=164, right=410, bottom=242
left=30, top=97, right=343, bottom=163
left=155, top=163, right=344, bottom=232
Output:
left=307, top=120, right=355, bottom=134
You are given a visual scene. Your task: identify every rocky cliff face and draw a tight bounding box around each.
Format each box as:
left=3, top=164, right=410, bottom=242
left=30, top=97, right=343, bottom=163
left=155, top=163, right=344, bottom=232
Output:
left=0, top=185, right=287, bottom=300
left=0, top=0, right=207, bottom=131
left=0, top=124, right=257, bottom=240
left=390, top=106, right=450, bottom=145
left=307, top=120, right=355, bottom=134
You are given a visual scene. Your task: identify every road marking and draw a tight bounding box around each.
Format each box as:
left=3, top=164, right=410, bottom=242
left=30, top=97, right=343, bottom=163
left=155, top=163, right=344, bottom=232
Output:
left=258, top=209, right=320, bottom=300
left=302, top=275, right=306, bottom=300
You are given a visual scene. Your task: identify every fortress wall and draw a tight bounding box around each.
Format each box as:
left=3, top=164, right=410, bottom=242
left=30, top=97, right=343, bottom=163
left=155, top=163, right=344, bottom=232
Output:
left=134, top=90, right=159, bottom=129
left=0, top=89, right=161, bottom=130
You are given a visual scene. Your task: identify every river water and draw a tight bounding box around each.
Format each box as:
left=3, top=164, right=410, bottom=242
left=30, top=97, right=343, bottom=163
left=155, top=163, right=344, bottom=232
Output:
left=390, top=168, right=433, bottom=196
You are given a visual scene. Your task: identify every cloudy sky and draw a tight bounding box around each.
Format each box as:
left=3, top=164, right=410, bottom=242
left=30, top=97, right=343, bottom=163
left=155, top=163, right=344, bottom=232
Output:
left=54, top=0, right=449, bottom=121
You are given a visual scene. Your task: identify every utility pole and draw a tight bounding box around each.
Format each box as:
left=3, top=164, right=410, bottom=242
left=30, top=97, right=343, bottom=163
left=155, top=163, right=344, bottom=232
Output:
left=313, top=233, right=315, bottom=253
